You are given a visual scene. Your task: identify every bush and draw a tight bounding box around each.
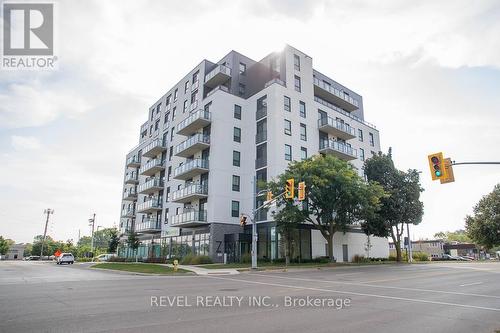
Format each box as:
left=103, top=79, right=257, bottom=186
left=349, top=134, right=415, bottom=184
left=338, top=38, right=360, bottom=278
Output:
left=412, top=252, right=429, bottom=261
left=107, top=257, right=136, bottom=262
left=352, top=254, right=370, bottom=263
left=240, top=253, right=252, bottom=264
left=388, top=255, right=397, bottom=261
left=180, top=255, right=213, bottom=265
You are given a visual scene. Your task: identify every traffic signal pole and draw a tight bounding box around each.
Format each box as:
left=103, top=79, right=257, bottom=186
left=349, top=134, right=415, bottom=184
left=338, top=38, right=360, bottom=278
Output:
left=451, top=161, right=500, bottom=165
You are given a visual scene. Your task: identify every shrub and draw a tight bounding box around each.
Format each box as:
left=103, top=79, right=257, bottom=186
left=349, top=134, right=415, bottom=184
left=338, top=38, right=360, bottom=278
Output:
left=388, top=255, right=397, bottom=261
left=240, top=253, right=252, bottom=264
left=143, top=257, right=168, bottom=264
left=352, top=254, right=369, bottom=263
left=180, top=255, right=213, bottom=265
left=412, top=252, right=429, bottom=261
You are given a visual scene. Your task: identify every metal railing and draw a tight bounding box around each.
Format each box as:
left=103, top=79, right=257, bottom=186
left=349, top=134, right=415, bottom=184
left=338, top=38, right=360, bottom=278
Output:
left=125, top=172, right=138, bottom=182
left=176, top=109, right=211, bottom=133
left=319, top=140, right=357, bottom=157
left=137, top=198, right=162, bottom=212
left=171, top=210, right=207, bottom=226
left=172, top=184, right=208, bottom=201
left=174, top=158, right=209, bottom=177
left=318, top=117, right=355, bottom=136
left=135, top=219, right=161, bottom=232
left=126, top=155, right=141, bottom=166
left=205, top=64, right=231, bottom=83
left=138, top=178, right=164, bottom=193
left=139, top=158, right=164, bottom=174
left=175, top=134, right=210, bottom=155
left=143, top=138, right=166, bottom=154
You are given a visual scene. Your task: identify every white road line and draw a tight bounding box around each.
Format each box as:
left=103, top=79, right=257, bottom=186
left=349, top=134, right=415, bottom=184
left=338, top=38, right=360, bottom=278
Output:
left=249, top=273, right=500, bottom=300
left=204, top=275, right=500, bottom=313
left=460, top=282, right=484, bottom=287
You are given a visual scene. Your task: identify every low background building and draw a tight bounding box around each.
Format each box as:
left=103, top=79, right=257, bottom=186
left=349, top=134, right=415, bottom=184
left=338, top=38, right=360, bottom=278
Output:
left=3, top=243, right=25, bottom=260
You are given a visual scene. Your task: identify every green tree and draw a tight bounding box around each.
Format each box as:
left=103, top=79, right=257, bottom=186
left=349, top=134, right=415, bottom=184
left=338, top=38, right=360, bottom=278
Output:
left=0, top=236, right=12, bottom=255
left=32, top=235, right=56, bottom=256
left=363, top=152, right=424, bottom=262
left=127, top=231, right=140, bottom=261
left=433, top=230, right=471, bottom=243
left=465, top=184, right=500, bottom=249
left=268, top=155, right=384, bottom=262
left=108, top=229, right=119, bottom=253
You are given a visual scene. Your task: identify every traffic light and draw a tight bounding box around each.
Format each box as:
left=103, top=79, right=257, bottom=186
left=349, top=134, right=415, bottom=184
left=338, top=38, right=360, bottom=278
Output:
left=297, top=181, right=306, bottom=201
left=266, top=191, right=273, bottom=202
left=239, top=214, right=247, bottom=226
left=427, top=152, right=447, bottom=181
left=285, top=178, right=294, bottom=199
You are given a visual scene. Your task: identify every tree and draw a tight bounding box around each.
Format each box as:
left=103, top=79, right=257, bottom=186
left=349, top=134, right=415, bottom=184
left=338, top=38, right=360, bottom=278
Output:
left=363, top=152, right=424, bottom=262
left=127, top=231, right=140, bottom=261
left=268, top=155, right=384, bottom=262
left=465, top=184, right=500, bottom=249
left=0, top=236, right=12, bottom=256
left=433, top=230, right=471, bottom=243
left=108, top=229, right=119, bottom=253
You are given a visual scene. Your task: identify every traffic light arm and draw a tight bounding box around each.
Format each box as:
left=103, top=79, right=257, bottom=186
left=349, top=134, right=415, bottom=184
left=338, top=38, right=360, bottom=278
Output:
left=451, top=161, right=500, bottom=165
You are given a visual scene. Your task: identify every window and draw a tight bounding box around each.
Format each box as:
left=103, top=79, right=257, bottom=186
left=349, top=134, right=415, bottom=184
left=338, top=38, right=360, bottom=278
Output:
left=192, top=71, right=199, bottom=84
left=191, top=91, right=197, bottom=104
left=172, top=107, right=176, bottom=120
left=234, top=105, right=241, bottom=119
left=233, top=150, right=240, bottom=167
left=170, top=127, right=174, bottom=141
left=167, top=166, right=172, bottom=181
left=233, top=127, right=241, bottom=142
left=231, top=200, right=240, bottom=217
left=239, top=62, right=246, bottom=75
left=359, top=148, right=365, bottom=161
left=284, top=119, right=291, bottom=136
left=232, top=175, right=240, bottom=192
left=166, top=95, right=171, bottom=106
left=164, top=112, right=169, bottom=124
left=299, top=101, right=306, bottom=118
left=150, top=110, right=154, bottom=121
left=294, top=75, right=301, bottom=92
left=184, top=81, right=189, bottom=93
left=169, top=146, right=173, bottom=161
left=358, top=129, right=364, bottom=142
left=285, top=144, right=292, bottom=161
left=238, top=83, right=246, bottom=96
left=174, top=89, right=178, bottom=101
left=284, top=96, right=291, bottom=112
left=183, top=100, right=188, bottom=113
left=300, top=123, right=307, bottom=141
left=156, top=103, right=161, bottom=114
left=294, top=54, right=300, bottom=71
left=155, top=119, right=160, bottom=131
left=301, top=147, right=307, bottom=160
left=369, top=133, right=374, bottom=146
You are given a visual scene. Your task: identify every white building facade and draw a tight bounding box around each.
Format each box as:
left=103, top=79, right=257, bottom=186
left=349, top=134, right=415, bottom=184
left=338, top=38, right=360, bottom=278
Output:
left=119, top=45, right=388, bottom=263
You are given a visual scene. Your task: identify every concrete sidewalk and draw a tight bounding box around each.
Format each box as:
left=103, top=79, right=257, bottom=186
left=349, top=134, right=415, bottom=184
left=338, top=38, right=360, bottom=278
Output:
left=164, top=264, right=240, bottom=275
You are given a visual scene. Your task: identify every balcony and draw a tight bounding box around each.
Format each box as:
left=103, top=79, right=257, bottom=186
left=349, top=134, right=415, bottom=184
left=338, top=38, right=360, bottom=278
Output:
left=171, top=210, right=208, bottom=228
left=138, top=178, right=164, bottom=195
left=255, top=131, right=267, bottom=144
left=121, top=208, right=135, bottom=218
left=124, top=172, right=139, bottom=184
left=176, top=110, right=211, bottom=136
left=173, top=159, right=209, bottom=180
left=175, top=134, right=210, bottom=158
left=171, top=184, right=208, bottom=203
left=126, top=155, right=141, bottom=168
left=319, top=140, right=357, bottom=161
left=318, top=117, right=356, bottom=140
left=313, top=77, right=359, bottom=112
left=137, top=198, right=162, bottom=214
left=204, top=64, right=231, bottom=88
left=139, top=158, right=165, bottom=176
left=136, top=219, right=161, bottom=233
left=122, top=187, right=137, bottom=200
left=142, top=138, right=167, bottom=158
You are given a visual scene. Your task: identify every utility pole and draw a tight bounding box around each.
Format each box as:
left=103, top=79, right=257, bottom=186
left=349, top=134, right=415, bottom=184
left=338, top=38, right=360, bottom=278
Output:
left=407, top=223, right=413, bottom=263
left=40, top=209, right=54, bottom=259
left=89, top=214, right=96, bottom=260
left=251, top=177, right=257, bottom=270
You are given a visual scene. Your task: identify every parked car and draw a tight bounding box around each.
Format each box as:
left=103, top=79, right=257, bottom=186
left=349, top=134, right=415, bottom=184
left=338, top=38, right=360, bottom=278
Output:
left=25, top=255, right=40, bottom=261
left=94, top=253, right=116, bottom=262
left=56, top=253, right=74, bottom=265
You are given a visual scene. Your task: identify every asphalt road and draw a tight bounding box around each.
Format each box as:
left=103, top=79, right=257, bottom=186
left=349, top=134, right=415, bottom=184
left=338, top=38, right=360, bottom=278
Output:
left=0, top=261, right=499, bottom=333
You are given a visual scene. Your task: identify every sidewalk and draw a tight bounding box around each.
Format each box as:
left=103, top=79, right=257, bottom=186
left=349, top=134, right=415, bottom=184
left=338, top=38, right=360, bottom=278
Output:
left=163, top=264, right=239, bottom=275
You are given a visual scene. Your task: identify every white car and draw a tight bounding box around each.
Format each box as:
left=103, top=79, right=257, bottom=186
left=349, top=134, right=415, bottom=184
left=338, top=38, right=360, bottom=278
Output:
left=95, top=253, right=116, bottom=262
left=57, top=253, right=74, bottom=265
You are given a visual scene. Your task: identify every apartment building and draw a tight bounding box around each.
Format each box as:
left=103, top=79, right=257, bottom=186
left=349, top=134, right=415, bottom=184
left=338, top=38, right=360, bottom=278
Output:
left=118, top=45, right=388, bottom=263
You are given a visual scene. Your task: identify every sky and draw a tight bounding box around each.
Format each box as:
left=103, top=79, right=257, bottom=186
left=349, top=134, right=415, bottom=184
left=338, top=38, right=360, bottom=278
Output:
left=1, top=0, right=499, bottom=244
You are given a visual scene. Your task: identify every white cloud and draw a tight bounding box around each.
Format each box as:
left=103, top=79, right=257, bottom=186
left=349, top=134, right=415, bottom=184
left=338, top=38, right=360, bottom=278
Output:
left=11, top=135, right=42, bottom=150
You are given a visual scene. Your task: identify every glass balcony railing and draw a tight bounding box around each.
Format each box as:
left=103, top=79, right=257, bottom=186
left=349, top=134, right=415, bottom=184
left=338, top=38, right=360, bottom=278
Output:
left=176, top=109, right=211, bottom=135
left=126, top=155, right=141, bottom=167
left=314, top=96, right=377, bottom=129
left=318, top=117, right=355, bottom=137
left=124, top=172, right=138, bottom=183
left=175, top=134, right=210, bottom=156
left=173, top=159, right=209, bottom=178
left=205, top=64, right=231, bottom=83
left=172, top=184, right=208, bottom=202
left=135, top=219, right=161, bottom=233
left=142, top=138, right=166, bottom=158
left=139, top=158, right=165, bottom=175
left=123, top=187, right=137, bottom=199
left=256, top=131, right=267, bottom=144
left=137, top=198, right=162, bottom=212
left=171, top=210, right=207, bottom=226
left=138, top=178, right=164, bottom=194
left=313, top=77, right=359, bottom=109
left=319, top=140, right=357, bottom=159
left=121, top=208, right=135, bottom=217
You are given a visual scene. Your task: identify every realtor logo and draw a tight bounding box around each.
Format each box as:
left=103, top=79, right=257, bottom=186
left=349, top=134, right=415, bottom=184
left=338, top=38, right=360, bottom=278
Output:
left=3, top=3, right=53, bottom=56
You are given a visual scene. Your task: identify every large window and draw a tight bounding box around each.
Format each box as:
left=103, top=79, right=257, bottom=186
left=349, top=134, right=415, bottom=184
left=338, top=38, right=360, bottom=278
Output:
left=300, top=123, right=307, bottom=141
left=184, top=81, right=189, bottom=93
left=231, top=200, right=240, bottom=217
left=239, top=62, right=246, bottom=75
left=369, top=133, right=374, bottom=146
left=294, top=75, right=301, bottom=92
left=360, top=148, right=365, bottom=161
left=294, top=54, right=300, bottom=71
left=284, top=119, right=291, bottom=136
left=183, top=100, right=188, bottom=113
left=233, top=150, right=241, bottom=167
left=233, top=127, right=241, bottom=143
left=301, top=147, right=307, bottom=160
left=285, top=144, right=292, bottom=161
left=234, top=105, right=242, bottom=119
left=358, top=129, right=364, bottom=142
left=232, top=175, right=240, bottom=192
left=284, top=96, right=291, bottom=112
left=174, top=89, right=178, bottom=101
left=299, top=101, right=306, bottom=118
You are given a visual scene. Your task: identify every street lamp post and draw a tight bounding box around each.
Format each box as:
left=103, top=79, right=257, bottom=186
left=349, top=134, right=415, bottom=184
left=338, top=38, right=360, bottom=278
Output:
left=89, top=214, right=96, bottom=260
left=40, top=209, right=54, bottom=259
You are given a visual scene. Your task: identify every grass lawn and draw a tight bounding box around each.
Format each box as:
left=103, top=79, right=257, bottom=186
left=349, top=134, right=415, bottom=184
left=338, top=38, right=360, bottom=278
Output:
left=91, top=263, right=188, bottom=274
left=198, top=261, right=399, bottom=270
